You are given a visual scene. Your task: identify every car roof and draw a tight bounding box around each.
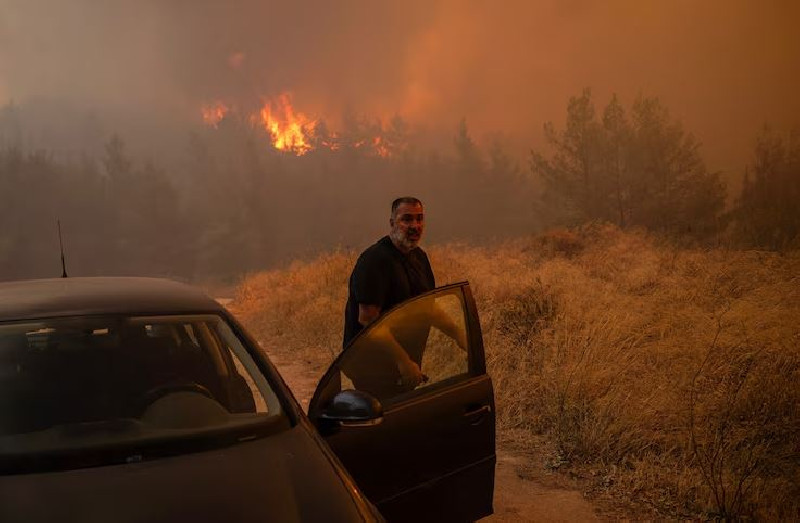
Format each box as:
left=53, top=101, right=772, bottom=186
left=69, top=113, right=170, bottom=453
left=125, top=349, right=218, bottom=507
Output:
left=0, top=277, right=223, bottom=322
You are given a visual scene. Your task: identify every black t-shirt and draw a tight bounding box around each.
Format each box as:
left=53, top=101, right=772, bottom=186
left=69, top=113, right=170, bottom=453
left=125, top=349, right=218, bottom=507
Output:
left=343, top=236, right=435, bottom=347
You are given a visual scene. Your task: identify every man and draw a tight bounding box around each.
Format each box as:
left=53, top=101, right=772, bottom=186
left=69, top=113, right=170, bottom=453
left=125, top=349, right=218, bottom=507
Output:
left=343, top=197, right=434, bottom=392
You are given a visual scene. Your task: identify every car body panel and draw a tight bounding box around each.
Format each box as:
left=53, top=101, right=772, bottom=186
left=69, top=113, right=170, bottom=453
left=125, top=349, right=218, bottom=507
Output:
left=0, top=277, right=495, bottom=522
left=0, top=277, right=223, bottom=322
left=0, top=421, right=373, bottom=523
left=309, top=283, right=496, bottom=522
left=0, top=277, right=377, bottom=521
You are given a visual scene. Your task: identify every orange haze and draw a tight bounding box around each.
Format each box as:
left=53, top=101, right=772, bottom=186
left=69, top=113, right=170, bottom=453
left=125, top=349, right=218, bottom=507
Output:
left=1, top=0, right=799, bottom=175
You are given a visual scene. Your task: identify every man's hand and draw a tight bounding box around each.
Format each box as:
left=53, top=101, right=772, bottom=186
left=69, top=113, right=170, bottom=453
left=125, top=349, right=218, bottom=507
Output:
left=358, top=303, right=381, bottom=327
left=397, top=358, right=425, bottom=387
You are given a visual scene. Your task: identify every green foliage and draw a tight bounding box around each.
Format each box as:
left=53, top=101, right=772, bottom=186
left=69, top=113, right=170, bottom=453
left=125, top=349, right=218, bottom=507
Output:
left=9, top=94, right=797, bottom=283
left=532, top=89, right=726, bottom=238
left=0, top=109, right=539, bottom=281
left=0, top=137, right=187, bottom=279
left=733, top=127, right=800, bottom=250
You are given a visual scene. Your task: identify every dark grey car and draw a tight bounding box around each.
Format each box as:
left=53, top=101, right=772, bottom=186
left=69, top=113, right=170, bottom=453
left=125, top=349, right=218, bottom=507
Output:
left=0, top=277, right=495, bottom=522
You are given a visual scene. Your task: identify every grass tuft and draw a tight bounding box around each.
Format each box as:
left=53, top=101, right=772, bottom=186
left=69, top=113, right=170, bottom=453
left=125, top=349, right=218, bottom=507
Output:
left=231, top=225, right=800, bottom=519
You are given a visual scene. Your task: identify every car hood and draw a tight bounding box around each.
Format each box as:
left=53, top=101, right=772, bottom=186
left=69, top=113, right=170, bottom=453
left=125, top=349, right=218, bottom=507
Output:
left=0, top=422, right=371, bottom=523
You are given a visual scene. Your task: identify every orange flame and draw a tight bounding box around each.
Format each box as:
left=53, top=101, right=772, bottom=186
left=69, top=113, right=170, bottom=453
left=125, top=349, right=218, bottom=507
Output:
left=373, top=136, right=391, bottom=158
left=257, top=93, right=316, bottom=156
left=200, top=101, right=229, bottom=128
left=200, top=93, right=395, bottom=158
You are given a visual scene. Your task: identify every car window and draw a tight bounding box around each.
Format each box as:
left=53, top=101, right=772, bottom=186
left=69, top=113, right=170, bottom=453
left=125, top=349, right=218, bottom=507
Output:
left=0, top=314, right=285, bottom=470
left=335, top=286, right=471, bottom=405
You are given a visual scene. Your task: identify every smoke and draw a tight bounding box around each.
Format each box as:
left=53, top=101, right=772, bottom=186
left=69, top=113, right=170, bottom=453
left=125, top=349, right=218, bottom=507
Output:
left=1, top=0, right=799, bottom=172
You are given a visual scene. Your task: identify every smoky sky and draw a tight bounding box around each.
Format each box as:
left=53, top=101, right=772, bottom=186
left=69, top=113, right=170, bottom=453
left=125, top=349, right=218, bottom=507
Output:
left=1, top=0, right=798, bottom=175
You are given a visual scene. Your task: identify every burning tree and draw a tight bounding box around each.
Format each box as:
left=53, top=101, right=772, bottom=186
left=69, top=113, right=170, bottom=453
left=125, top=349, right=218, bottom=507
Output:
left=198, top=92, right=401, bottom=159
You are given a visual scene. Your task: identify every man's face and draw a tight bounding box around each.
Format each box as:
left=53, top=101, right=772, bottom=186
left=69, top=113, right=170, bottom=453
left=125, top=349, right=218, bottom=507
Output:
left=390, top=202, right=425, bottom=252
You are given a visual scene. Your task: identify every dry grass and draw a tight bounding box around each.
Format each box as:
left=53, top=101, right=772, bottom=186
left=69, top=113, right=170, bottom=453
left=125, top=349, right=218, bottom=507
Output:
left=230, top=250, right=355, bottom=372
left=230, top=224, right=800, bottom=519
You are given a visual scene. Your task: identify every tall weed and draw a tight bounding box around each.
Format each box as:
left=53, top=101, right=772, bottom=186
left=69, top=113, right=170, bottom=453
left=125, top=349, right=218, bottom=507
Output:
left=231, top=225, right=800, bottom=519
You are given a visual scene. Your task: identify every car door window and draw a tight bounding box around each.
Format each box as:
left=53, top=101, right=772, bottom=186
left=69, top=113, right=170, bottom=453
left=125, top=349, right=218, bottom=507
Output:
left=332, top=285, right=472, bottom=405
left=419, top=292, right=469, bottom=384
left=309, top=283, right=495, bottom=522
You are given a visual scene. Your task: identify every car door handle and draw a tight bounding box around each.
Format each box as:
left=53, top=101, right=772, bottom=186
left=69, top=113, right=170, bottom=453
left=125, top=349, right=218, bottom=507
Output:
left=463, top=404, right=492, bottom=424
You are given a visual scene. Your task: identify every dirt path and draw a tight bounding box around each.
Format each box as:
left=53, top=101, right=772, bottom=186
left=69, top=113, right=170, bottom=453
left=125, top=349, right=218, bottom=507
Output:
left=263, top=347, right=602, bottom=522
left=265, top=349, right=320, bottom=412
left=486, top=448, right=600, bottom=522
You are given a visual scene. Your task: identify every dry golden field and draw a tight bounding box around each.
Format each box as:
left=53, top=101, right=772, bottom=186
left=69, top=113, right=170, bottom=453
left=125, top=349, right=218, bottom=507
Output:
left=230, top=224, right=800, bottom=519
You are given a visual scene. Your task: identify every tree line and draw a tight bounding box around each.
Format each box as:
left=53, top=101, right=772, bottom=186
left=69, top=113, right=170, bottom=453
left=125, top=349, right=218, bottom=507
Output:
left=532, top=89, right=798, bottom=249
left=0, top=91, right=797, bottom=281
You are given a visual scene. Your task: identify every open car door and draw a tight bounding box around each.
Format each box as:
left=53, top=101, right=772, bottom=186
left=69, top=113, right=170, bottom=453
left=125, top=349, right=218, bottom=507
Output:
left=309, top=282, right=495, bottom=522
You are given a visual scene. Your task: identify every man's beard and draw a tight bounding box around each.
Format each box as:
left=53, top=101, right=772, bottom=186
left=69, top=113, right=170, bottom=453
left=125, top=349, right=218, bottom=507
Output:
left=391, top=230, right=421, bottom=251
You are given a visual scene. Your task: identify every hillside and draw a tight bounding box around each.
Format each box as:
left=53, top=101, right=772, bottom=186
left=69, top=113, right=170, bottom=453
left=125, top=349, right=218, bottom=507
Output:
left=230, top=225, right=800, bottom=519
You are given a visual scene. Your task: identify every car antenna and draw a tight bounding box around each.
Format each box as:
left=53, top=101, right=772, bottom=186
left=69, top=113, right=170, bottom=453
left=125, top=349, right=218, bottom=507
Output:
left=57, top=219, right=68, bottom=278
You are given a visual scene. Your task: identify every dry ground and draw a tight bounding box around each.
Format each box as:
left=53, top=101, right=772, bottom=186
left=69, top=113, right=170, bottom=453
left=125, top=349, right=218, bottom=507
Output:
left=227, top=224, right=800, bottom=520
left=263, top=346, right=604, bottom=522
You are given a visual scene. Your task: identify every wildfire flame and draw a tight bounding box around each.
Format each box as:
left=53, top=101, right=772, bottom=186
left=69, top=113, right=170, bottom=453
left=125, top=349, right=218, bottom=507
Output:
left=200, top=92, right=396, bottom=158
left=373, top=136, right=391, bottom=158
left=257, top=93, right=316, bottom=156
left=200, top=101, right=229, bottom=128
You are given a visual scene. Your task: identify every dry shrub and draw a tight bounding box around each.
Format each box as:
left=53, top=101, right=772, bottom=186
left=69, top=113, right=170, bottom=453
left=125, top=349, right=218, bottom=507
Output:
left=495, top=281, right=557, bottom=345
left=526, top=228, right=584, bottom=259
left=689, top=339, right=800, bottom=518
left=231, top=225, right=800, bottom=519
left=687, top=296, right=800, bottom=519
left=420, top=328, right=469, bottom=383
left=229, top=250, right=356, bottom=371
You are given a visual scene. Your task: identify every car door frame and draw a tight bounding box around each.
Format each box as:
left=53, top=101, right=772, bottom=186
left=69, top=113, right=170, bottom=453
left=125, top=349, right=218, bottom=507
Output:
left=308, top=282, right=495, bottom=522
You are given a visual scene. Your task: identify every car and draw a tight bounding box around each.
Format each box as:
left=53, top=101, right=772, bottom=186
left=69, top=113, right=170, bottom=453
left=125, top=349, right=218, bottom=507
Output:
left=0, top=277, right=496, bottom=522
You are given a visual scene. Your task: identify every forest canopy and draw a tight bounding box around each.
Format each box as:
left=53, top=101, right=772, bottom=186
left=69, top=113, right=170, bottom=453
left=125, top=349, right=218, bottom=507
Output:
left=0, top=91, right=797, bottom=282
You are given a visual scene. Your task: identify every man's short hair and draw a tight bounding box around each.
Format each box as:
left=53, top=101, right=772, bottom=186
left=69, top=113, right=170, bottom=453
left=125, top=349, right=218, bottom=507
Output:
left=391, top=197, right=423, bottom=217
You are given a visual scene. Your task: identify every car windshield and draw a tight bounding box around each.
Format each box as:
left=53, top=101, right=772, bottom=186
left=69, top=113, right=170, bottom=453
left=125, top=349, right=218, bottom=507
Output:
left=0, top=314, right=286, bottom=472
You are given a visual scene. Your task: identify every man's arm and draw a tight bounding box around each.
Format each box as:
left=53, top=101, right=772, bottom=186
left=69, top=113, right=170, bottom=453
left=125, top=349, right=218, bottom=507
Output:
left=430, top=304, right=469, bottom=351
left=358, top=303, right=424, bottom=386
left=370, top=323, right=425, bottom=386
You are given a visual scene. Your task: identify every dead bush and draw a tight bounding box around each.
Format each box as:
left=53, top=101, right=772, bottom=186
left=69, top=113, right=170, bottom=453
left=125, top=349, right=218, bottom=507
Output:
left=528, top=228, right=584, bottom=259
left=230, top=230, right=800, bottom=519
left=689, top=328, right=800, bottom=519
left=495, top=279, right=557, bottom=346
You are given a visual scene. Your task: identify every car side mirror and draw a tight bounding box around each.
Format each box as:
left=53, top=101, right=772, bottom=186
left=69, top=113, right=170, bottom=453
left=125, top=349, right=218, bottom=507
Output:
left=318, top=389, right=384, bottom=428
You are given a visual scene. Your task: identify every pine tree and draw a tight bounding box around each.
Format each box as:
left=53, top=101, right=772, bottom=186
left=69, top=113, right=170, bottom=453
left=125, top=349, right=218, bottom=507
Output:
left=734, top=127, right=800, bottom=249
left=532, top=89, right=725, bottom=238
